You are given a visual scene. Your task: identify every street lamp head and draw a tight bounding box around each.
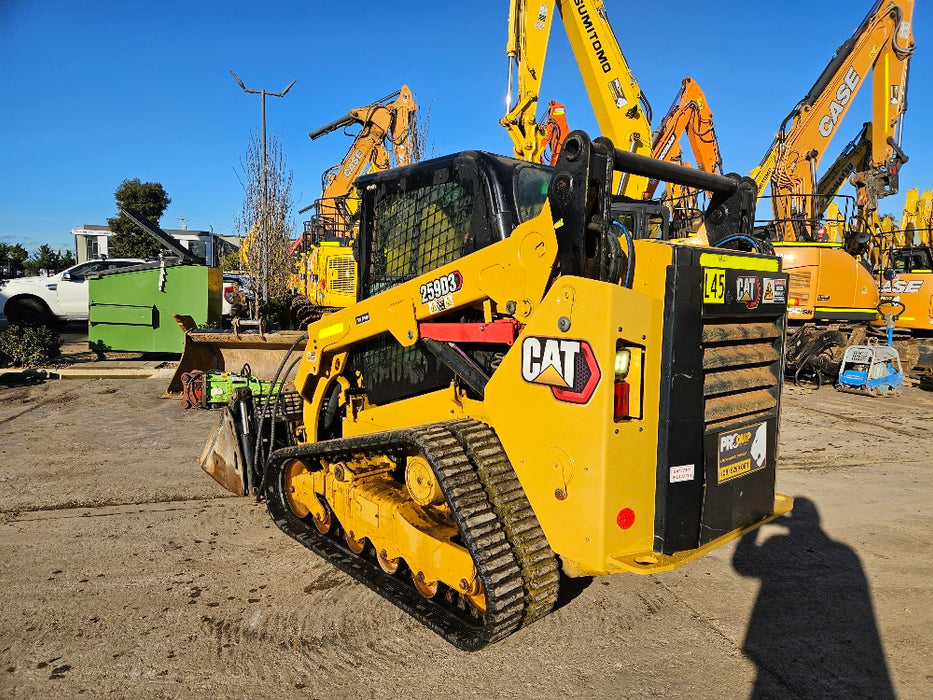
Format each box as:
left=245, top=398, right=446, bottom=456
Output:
left=230, top=70, right=247, bottom=92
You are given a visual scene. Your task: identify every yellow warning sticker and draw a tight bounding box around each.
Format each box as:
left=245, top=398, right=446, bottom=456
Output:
left=719, top=458, right=752, bottom=483
left=703, top=268, right=726, bottom=304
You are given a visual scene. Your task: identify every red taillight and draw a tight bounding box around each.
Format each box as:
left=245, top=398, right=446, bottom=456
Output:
left=616, top=508, right=635, bottom=530
left=320, top=279, right=326, bottom=290
left=223, top=285, right=235, bottom=304
left=613, top=381, right=630, bottom=420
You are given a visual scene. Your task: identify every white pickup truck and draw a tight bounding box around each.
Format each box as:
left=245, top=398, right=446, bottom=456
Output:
left=0, top=258, right=144, bottom=326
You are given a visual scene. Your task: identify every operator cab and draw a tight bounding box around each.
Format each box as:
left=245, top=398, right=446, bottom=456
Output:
left=610, top=197, right=671, bottom=241
left=355, top=151, right=551, bottom=301
left=893, top=246, right=933, bottom=273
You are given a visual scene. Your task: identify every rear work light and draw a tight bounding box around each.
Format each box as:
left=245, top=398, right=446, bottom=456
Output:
left=613, top=344, right=642, bottom=421
left=614, top=347, right=632, bottom=420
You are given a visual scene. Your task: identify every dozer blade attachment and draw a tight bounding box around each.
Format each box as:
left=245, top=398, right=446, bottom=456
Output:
left=166, top=317, right=306, bottom=395
left=199, top=408, right=247, bottom=496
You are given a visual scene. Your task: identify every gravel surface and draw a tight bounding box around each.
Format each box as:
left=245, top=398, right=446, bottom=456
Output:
left=0, top=367, right=930, bottom=698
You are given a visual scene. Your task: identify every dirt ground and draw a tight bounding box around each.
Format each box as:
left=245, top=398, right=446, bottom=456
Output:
left=0, top=337, right=931, bottom=698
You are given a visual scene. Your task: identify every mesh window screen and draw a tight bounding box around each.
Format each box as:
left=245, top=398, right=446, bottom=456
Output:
left=368, top=180, right=474, bottom=296
left=356, top=178, right=475, bottom=405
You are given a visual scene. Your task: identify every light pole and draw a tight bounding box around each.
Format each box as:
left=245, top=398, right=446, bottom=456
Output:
left=230, top=70, right=296, bottom=304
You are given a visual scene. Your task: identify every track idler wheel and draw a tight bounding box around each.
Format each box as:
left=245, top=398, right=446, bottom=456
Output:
left=412, top=570, right=439, bottom=598
left=376, top=549, right=400, bottom=575
left=284, top=460, right=311, bottom=518
left=344, top=530, right=366, bottom=554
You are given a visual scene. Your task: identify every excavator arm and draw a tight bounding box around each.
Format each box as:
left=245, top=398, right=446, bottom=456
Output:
left=754, top=0, right=914, bottom=241
left=501, top=0, right=653, bottom=195
left=644, top=77, right=723, bottom=200
left=813, top=122, right=872, bottom=219
left=291, top=86, right=418, bottom=254
left=311, top=85, right=418, bottom=203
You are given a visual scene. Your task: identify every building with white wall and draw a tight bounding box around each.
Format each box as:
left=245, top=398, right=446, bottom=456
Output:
left=71, top=225, right=239, bottom=265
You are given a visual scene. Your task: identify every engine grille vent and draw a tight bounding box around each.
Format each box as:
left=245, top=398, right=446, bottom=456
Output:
left=788, top=270, right=812, bottom=300
left=328, top=255, right=356, bottom=294
left=702, top=319, right=783, bottom=429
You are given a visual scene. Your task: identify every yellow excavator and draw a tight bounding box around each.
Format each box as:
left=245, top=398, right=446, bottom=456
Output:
left=291, top=86, right=418, bottom=322
left=501, top=0, right=724, bottom=242
left=198, top=130, right=791, bottom=649
left=749, top=0, right=914, bottom=382
left=166, top=88, right=418, bottom=394
left=869, top=188, right=933, bottom=378
left=751, top=0, right=913, bottom=318
left=501, top=0, right=654, bottom=197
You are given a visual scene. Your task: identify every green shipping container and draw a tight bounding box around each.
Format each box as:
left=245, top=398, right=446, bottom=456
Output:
left=88, top=263, right=222, bottom=353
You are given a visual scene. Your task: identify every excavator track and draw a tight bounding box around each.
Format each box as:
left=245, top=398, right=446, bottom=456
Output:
left=446, top=420, right=560, bottom=627
left=264, top=420, right=556, bottom=650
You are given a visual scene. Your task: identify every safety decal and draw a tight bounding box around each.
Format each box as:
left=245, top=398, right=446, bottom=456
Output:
left=608, top=78, right=627, bottom=108
left=703, top=268, right=726, bottom=304
left=717, top=422, right=767, bottom=484
left=736, top=275, right=761, bottom=310
left=669, top=464, right=695, bottom=484
left=521, top=336, right=601, bottom=404
left=762, top=277, right=786, bottom=304
left=427, top=295, right=454, bottom=316
left=534, top=4, right=548, bottom=29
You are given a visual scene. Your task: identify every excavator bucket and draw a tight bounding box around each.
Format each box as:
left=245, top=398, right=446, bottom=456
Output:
left=166, top=315, right=306, bottom=395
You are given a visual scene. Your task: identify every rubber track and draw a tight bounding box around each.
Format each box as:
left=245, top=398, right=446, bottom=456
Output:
left=446, top=419, right=560, bottom=627
left=264, top=423, right=526, bottom=650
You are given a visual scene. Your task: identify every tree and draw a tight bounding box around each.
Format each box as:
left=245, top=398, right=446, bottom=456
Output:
left=23, top=244, right=71, bottom=275
left=107, top=179, right=171, bottom=258
left=0, top=243, right=32, bottom=277
left=1, top=243, right=29, bottom=267
left=233, top=131, right=295, bottom=306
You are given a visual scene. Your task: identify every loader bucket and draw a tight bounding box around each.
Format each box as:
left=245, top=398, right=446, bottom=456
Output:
left=199, top=407, right=247, bottom=496
left=166, top=315, right=307, bottom=395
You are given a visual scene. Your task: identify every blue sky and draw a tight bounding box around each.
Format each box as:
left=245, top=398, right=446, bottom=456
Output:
left=1, top=1, right=930, bottom=254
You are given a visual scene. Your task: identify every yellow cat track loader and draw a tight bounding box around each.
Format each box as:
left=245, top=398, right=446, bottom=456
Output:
left=204, top=131, right=792, bottom=650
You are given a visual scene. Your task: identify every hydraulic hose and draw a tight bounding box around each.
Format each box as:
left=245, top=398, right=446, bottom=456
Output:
left=612, top=220, right=636, bottom=288
left=713, top=234, right=764, bottom=253
left=252, top=332, right=308, bottom=496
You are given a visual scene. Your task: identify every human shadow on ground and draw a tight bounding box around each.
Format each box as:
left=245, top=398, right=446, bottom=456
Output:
left=733, top=496, right=895, bottom=699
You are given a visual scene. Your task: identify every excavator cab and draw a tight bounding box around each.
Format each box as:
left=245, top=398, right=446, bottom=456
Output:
left=611, top=198, right=671, bottom=241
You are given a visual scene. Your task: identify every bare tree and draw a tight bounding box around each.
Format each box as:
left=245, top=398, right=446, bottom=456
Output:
left=234, top=131, right=295, bottom=310
left=411, top=96, right=434, bottom=162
